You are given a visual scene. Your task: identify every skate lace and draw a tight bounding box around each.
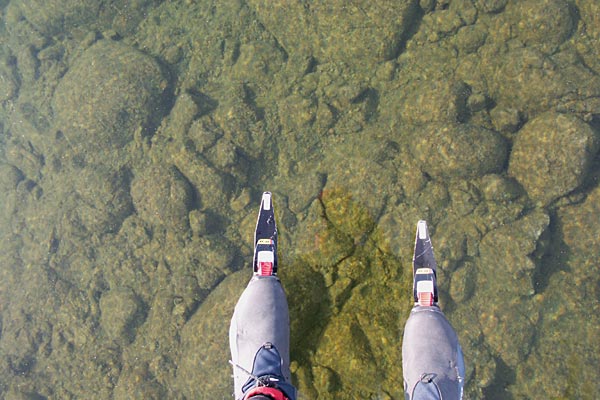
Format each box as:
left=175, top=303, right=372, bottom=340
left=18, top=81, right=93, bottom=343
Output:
left=229, top=360, right=282, bottom=387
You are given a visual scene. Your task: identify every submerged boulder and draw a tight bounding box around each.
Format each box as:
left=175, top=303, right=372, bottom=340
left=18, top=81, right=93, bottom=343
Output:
left=557, top=185, right=600, bottom=263
left=175, top=270, right=249, bottom=399
left=246, top=0, right=418, bottom=67
left=53, top=40, right=167, bottom=152
left=509, top=0, right=575, bottom=52
left=399, top=80, right=471, bottom=124
left=100, top=287, right=145, bottom=344
left=130, top=165, right=194, bottom=231
left=410, top=122, right=508, bottom=180
left=10, top=0, right=158, bottom=37
left=508, top=112, right=599, bottom=206
left=73, top=167, right=135, bottom=234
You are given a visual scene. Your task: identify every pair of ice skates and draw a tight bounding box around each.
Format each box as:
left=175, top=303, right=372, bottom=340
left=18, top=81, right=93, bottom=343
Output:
left=230, top=192, right=462, bottom=400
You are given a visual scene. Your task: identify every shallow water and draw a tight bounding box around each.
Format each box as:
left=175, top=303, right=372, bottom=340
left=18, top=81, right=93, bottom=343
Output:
left=0, top=0, right=599, bottom=399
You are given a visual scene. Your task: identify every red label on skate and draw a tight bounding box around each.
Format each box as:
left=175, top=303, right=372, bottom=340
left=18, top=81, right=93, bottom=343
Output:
left=259, top=261, right=273, bottom=276
left=418, top=292, right=433, bottom=306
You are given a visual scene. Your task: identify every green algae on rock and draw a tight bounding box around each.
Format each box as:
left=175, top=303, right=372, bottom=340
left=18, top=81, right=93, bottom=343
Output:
left=99, top=287, right=145, bottom=344
left=0, top=54, right=19, bottom=103
left=8, top=0, right=159, bottom=37
left=53, top=40, right=168, bottom=152
left=245, top=0, right=419, bottom=68
left=399, top=80, right=471, bottom=124
left=556, top=184, right=600, bottom=273
left=130, top=164, right=194, bottom=232
left=509, top=0, right=575, bottom=53
left=473, top=0, right=508, bottom=13
left=509, top=112, right=600, bottom=206
left=511, top=185, right=600, bottom=399
left=313, top=281, right=404, bottom=399
left=479, top=209, right=550, bottom=279
left=489, top=47, right=600, bottom=117
left=175, top=270, right=248, bottom=399
left=478, top=174, right=523, bottom=202
left=410, top=122, right=508, bottom=180
left=71, top=166, right=135, bottom=234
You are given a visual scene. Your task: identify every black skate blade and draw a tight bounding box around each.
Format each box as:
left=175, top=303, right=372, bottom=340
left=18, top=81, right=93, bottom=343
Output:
left=412, top=220, right=438, bottom=304
left=253, top=192, right=278, bottom=273
left=254, top=192, right=277, bottom=245
left=413, top=220, right=437, bottom=272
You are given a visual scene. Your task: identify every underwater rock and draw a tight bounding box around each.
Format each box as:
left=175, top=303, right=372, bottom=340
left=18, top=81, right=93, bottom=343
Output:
left=187, top=116, right=222, bottom=153
left=280, top=258, right=331, bottom=365
left=113, top=363, right=167, bottom=400
left=70, top=167, right=134, bottom=234
left=513, top=303, right=599, bottom=399
left=400, top=80, right=471, bottom=124
left=319, top=187, right=376, bottom=242
left=0, top=310, right=39, bottom=378
left=479, top=209, right=549, bottom=275
left=0, top=164, right=24, bottom=191
left=473, top=0, right=508, bottom=13
left=490, top=107, right=522, bottom=134
left=100, top=287, right=144, bottom=344
left=410, top=122, right=508, bottom=180
left=4, top=138, right=44, bottom=182
left=313, top=281, right=404, bottom=399
left=509, top=0, right=574, bottom=52
left=230, top=40, right=287, bottom=82
left=0, top=55, right=19, bottom=102
left=477, top=209, right=549, bottom=300
left=278, top=93, right=318, bottom=132
left=161, top=92, right=200, bottom=141
left=169, top=149, right=225, bottom=213
left=557, top=185, right=600, bottom=264
left=436, top=214, right=483, bottom=265
left=508, top=112, right=599, bottom=206
left=293, top=198, right=355, bottom=269
left=574, top=1, right=600, bottom=74
left=313, top=307, right=378, bottom=396
left=420, top=8, right=465, bottom=42
left=11, top=0, right=102, bottom=36
left=130, top=164, right=194, bottom=231
left=53, top=40, right=167, bottom=153
left=10, top=0, right=157, bottom=37
left=480, top=302, right=537, bottom=367
left=474, top=237, right=545, bottom=370
left=246, top=0, right=418, bottom=67
left=489, top=47, right=600, bottom=117
left=176, top=270, right=248, bottom=399
left=449, top=260, right=477, bottom=303
left=478, top=174, right=523, bottom=202
left=321, top=141, right=397, bottom=218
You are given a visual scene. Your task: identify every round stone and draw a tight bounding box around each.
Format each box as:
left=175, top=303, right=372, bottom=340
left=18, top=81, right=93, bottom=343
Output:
left=53, top=40, right=167, bottom=152
left=410, top=122, right=508, bottom=180
left=508, top=112, right=599, bottom=206
left=130, top=165, right=194, bottom=230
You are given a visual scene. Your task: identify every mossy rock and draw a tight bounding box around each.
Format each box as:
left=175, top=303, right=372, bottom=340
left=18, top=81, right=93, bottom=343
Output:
left=508, top=112, right=599, bottom=206
left=410, top=122, right=508, bottom=180
left=509, top=0, right=575, bottom=52
left=11, top=0, right=158, bottom=37
left=53, top=40, right=167, bottom=153
left=130, top=164, right=194, bottom=231
left=246, top=0, right=419, bottom=67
